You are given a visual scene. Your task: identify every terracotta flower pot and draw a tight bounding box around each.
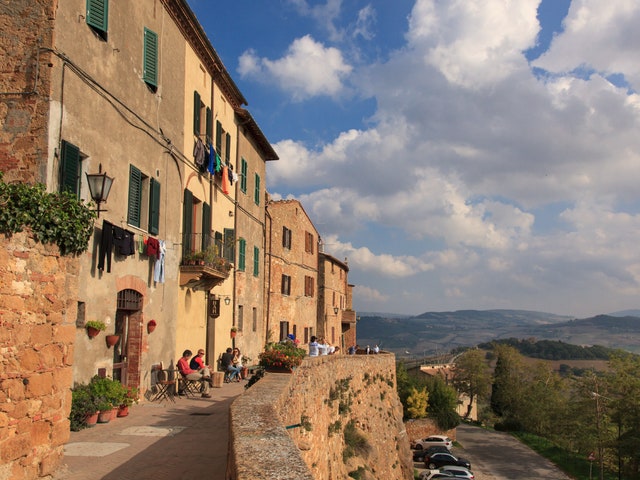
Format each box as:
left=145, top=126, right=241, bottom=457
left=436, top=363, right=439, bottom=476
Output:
left=105, top=335, right=120, bottom=348
left=117, top=405, right=129, bottom=417
left=230, top=330, right=237, bottom=338
left=147, top=321, right=157, bottom=334
left=87, top=326, right=101, bottom=338
left=85, top=412, right=99, bottom=427
left=97, top=411, right=111, bottom=423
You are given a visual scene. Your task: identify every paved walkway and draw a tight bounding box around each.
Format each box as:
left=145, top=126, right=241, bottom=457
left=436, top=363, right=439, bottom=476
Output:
left=53, top=381, right=246, bottom=480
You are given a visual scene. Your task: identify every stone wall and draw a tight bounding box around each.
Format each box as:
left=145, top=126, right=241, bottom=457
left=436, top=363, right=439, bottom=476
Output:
left=0, top=232, right=77, bottom=480
left=228, top=353, right=413, bottom=480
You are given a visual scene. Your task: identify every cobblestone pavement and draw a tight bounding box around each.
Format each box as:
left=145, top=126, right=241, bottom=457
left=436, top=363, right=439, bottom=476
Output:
left=53, top=381, right=245, bottom=480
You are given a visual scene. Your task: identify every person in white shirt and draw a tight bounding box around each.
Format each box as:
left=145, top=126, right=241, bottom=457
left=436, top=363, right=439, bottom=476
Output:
left=308, top=336, right=319, bottom=356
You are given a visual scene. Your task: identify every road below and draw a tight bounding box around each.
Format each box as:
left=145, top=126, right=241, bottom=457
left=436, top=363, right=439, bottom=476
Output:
left=454, top=423, right=573, bottom=480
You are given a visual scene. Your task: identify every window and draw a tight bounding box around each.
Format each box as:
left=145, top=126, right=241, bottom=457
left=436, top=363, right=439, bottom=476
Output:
left=304, top=276, right=315, bottom=297
left=238, top=238, right=246, bottom=271
left=304, top=327, right=312, bottom=344
left=215, top=121, right=231, bottom=163
left=252, top=307, right=257, bottom=332
left=224, top=228, right=235, bottom=263
left=193, top=91, right=212, bottom=144
left=237, top=305, right=243, bottom=332
left=254, top=173, right=261, bottom=205
left=182, top=189, right=210, bottom=258
left=282, top=227, right=292, bottom=250
left=279, top=321, right=289, bottom=341
left=331, top=326, right=335, bottom=344
left=143, top=27, right=158, bottom=88
left=281, top=274, right=291, bottom=295
left=128, top=165, right=160, bottom=234
left=86, top=0, right=108, bottom=38
left=240, top=158, right=247, bottom=193
left=305, top=231, right=314, bottom=254
left=253, top=246, right=259, bottom=276
left=59, top=140, right=82, bottom=197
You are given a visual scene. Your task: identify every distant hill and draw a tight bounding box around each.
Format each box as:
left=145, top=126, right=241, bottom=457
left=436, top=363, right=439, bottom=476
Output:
left=356, top=310, right=640, bottom=357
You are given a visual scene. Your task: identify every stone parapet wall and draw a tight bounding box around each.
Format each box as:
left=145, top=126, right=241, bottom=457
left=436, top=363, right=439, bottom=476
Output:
left=0, top=232, right=77, bottom=480
left=228, top=353, right=413, bottom=480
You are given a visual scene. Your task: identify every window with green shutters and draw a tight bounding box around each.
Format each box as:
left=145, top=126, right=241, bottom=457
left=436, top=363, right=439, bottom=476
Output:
left=238, top=238, right=246, bottom=271
left=86, top=0, right=108, bottom=37
left=254, top=173, right=260, bottom=205
left=128, top=165, right=160, bottom=233
left=193, top=91, right=201, bottom=136
left=253, top=246, right=259, bottom=277
left=59, top=140, right=81, bottom=197
left=224, top=228, right=235, bottom=263
left=143, top=28, right=158, bottom=88
left=240, top=158, right=247, bottom=193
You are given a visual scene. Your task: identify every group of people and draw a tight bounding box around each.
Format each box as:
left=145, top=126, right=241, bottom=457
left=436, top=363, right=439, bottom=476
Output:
left=176, top=346, right=247, bottom=398
left=308, top=336, right=339, bottom=356
left=347, top=344, right=380, bottom=355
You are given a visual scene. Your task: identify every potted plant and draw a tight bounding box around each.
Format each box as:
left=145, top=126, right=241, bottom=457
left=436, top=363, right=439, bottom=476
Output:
left=89, top=376, right=126, bottom=422
left=118, top=386, right=139, bottom=417
left=70, top=383, right=99, bottom=431
left=85, top=320, right=106, bottom=338
left=258, top=341, right=306, bottom=373
left=230, top=326, right=238, bottom=338
left=105, top=333, right=120, bottom=347
left=147, top=319, right=157, bottom=334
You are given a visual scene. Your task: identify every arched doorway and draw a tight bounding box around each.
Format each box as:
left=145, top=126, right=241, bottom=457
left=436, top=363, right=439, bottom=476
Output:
left=113, top=289, right=144, bottom=388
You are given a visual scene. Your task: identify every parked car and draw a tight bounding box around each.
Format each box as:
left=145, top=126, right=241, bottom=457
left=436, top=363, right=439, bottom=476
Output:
left=440, top=465, right=475, bottom=479
left=419, top=470, right=455, bottom=480
left=412, top=435, right=453, bottom=450
left=424, top=452, right=472, bottom=470
left=413, top=445, right=451, bottom=462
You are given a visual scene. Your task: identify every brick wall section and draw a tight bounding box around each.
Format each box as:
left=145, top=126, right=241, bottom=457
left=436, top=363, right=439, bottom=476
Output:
left=228, top=353, right=414, bottom=480
left=0, top=1, right=55, bottom=184
left=0, top=232, right=77, bottom=480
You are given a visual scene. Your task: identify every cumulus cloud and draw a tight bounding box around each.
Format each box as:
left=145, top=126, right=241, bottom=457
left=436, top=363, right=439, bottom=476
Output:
left=238, top=35, right=352, bottom=100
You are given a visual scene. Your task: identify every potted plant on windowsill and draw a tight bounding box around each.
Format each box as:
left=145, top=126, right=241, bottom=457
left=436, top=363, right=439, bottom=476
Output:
left=85, top=320, right=106, bottom=338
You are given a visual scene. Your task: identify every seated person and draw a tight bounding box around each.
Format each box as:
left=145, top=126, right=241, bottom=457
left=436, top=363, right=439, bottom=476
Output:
left=221, top=347, right=241, bottom=382
left=232, top=347, right=248, bottom=380
left=177, top=349, right=211, bottom=398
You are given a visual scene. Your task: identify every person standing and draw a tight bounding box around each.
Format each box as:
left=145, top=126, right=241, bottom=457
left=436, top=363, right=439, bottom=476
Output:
left=308, top=336, right=319, bottom=356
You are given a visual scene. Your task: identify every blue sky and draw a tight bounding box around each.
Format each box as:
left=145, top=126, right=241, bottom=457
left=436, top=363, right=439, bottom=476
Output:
left=187, top=0, right=640, bottom=318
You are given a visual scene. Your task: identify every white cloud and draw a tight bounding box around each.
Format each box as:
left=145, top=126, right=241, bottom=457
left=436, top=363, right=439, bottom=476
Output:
left=238, top=35, right=352, bottom=100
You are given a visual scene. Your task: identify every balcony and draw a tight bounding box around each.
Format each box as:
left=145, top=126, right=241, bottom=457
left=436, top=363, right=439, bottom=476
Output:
left=341, top=309, right=357, bottom=325
left=179, top=233, right=232, bottom=290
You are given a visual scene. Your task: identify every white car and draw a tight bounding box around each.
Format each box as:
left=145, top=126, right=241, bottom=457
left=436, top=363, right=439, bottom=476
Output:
left=419, top=470, right=454, bottom=480
left=440, top=465, right=475, bottom=479
left=412, top=435, right=453, bottom=450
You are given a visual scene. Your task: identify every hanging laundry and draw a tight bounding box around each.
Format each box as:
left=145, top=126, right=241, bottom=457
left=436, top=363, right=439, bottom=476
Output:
left=146, top=237, right=160, bottom=258
left=221, top=165, right=230, bottom=194
left=154, top=240, right=166, bottom=283
left=98, top=219, right=114, bottom=272
left=228, top=164, right=234, bottom=185
left=113, top=226, right=135, bottom=256
left=215, top=152, right=222, bottom=174
left=207, top=143, right=216, bottom=175
left=193, top=137, right=205, bottom=167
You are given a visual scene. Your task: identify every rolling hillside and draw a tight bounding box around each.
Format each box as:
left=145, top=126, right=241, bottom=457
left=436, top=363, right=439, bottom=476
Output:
left=356, top=310, right=640, bottom=356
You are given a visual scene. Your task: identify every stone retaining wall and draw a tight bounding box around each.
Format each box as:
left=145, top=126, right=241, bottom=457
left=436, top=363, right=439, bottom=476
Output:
left=228, top=353, right=413, bottom=480
left=0, top=232, right=77, bottom=480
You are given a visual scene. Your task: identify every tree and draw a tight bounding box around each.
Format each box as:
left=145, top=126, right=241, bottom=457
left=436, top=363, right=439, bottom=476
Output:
left=490, top=344, right=527, bottom=429
left=406, top=386, right=429, bottom=419
left=452, top=348, right=491, bottom=419
left=426, top=375, right=460, bottom=430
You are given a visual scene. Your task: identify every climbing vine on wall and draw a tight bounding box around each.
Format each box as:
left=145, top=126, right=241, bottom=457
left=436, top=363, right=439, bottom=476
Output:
left=0, top=172, right=96, bottom=255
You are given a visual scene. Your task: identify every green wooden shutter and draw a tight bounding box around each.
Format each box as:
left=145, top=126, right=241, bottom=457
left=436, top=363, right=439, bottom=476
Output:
left=225, top=133, right=231, bottom=163
left=202, top=202, right=211, bottom=250
left=215, top=120, right=222, bottom=155
left=86, top=0, right=108, bottom=33
left=240, top=158, right=247, bottom=193
left=127, top=165, right=142, bottom=227
left=253, top=246, right=259, bottom=277
left=193, top=91, right=201, bottom=135
left=206, top=107, right=213, bottom=145
left=143, top=28, right=158, bottom=87
left=254, top=173, right=260, bottom=205
left=238, top=239, right=246, bottom=271
left=182, top=189, right=193, bottom=258
left=60, top=140, right=80, bottom=196
left=148, top=178, right=160, bottom=235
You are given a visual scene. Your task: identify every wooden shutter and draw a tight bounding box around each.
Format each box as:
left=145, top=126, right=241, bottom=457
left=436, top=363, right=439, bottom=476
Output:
left=182, top=189, right=193, bottom=258
left=254, top=174, right=260, bottom=205
left=225, top=133, right=231, bottom=162
left=143, top=28, right=158, bottom=87
left=238, top=239, right=246, bottom=271
left=127, top=165, right=142, bottom=227
left=148, top=178, right=160, bottom=235
left=193, top=91, right=201, bottom=135
left=240, top=158, right=247, bottom=193
left=224, top=228, right=235, bottom=262
left=215, top=120, right=222, bottom=155
left=202, top=202, right=211, bottom=250
left=86, top=0, right=108, bottom=33
left=206, top=107, right=213, bottom=145
left=60, top=140, right=80, bottom=196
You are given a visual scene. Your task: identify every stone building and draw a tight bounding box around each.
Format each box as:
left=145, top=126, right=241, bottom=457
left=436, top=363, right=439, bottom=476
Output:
left=317, top=251, right=357, bottom=352
left=265, top=199, right=320, bottom=345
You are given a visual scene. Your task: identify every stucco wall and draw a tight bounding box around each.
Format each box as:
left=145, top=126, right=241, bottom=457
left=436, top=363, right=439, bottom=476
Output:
left=228, top=353, right=413, bottom=480
left=0, top=232, right=76, bottom=480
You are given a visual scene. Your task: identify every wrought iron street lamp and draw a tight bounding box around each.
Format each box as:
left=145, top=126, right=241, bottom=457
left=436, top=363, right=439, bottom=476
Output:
left=86, top=164, right=114, bottom=217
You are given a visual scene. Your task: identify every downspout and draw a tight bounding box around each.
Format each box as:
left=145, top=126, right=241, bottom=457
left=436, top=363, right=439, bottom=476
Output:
left=265, top=206, right=272, bottom=345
